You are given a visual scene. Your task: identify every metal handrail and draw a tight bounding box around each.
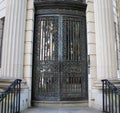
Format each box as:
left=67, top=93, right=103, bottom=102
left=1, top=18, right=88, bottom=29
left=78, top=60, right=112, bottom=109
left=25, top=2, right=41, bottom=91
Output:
left=102, top=79, right=120, bottom=113
left=0, top=79, right=22, bottom=113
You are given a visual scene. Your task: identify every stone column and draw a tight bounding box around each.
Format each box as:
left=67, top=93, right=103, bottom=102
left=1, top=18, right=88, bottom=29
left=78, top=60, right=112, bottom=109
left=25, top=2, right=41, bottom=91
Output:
left=1, top=0, right=27, bottom=79
left=94, top=0, right=117, bottom=80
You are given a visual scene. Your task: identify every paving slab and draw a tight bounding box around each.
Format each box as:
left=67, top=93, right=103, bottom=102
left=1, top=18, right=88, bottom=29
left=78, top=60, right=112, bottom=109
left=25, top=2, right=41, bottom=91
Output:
left=21, top=106, right=103, bottom=113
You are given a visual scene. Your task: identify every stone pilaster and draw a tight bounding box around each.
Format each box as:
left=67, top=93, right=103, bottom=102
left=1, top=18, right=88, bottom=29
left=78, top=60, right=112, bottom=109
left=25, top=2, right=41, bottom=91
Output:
left=1, top=0, right=27, bottom=79
left=94, top=0, right=117, bottom=80
left=86, top=0, right=96, bottom=108
left=24, top=0, right=34, bottom=107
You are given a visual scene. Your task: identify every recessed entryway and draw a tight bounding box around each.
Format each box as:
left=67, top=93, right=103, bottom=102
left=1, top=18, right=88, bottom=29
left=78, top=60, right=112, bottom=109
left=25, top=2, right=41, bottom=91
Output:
left=32, top=1, right=87, bottom=101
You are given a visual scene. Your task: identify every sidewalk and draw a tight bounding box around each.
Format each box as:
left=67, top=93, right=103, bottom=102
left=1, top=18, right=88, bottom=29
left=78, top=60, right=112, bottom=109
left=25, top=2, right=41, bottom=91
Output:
left=22, top=106, right=103, bottom=113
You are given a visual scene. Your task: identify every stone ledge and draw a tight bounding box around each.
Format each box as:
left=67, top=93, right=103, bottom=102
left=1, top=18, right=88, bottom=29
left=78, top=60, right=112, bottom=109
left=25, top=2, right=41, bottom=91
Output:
left=93, top=79, right=120, bottom=90
left=32, top=100, right=88, bottom=107
left=93, top=80, right=102, bottom=90
left=0, top=79, right=28, bottom=91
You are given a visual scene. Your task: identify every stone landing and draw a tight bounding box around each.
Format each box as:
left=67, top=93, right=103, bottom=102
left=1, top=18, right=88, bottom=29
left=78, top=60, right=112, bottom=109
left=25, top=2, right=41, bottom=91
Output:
left=21, top=106, right=103, bottom=113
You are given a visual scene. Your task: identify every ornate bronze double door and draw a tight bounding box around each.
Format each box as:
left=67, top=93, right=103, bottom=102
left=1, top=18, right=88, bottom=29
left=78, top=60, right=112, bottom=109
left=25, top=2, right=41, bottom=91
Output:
left=33, top=14, right=87, bottom=101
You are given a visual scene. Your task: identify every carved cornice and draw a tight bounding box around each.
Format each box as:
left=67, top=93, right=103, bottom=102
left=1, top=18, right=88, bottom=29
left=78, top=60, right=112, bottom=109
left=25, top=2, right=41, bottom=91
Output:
left=34, top=1, right=87, bottom=11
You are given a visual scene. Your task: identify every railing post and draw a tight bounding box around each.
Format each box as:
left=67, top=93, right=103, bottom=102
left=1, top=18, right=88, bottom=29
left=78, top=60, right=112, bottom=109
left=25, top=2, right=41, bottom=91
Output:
left=4, top=94, right=6, bottom=113
left=108, top=86, right=110, bottom=113
left=105, top=80, right=108, bottom=112
left=18, top=80, right=21, bottom=113
left=115, top=93, right=117, bottom=113
left=1, top=94, right=3, bottom=113
left=7, top=93, right=10, bottom=113
left=16, top=82, right=18, bottom=113
left=102, top=80, right=105, bottom=112
left=10, top=91, right=13, bottom=113
left=119, top=95, right=120, bottom=113
left=112, top=91, right=113, bottom=113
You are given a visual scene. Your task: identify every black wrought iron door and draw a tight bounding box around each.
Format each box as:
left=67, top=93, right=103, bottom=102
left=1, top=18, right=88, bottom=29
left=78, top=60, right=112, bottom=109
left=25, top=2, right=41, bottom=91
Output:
left=61, top=16, right=87, bottom=100
left=32, top=14, right=87, bottom=101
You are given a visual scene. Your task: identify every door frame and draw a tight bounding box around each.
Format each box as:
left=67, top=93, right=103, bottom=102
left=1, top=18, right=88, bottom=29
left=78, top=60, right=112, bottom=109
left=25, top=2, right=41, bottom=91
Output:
left=32, top=2, right=88, bottom=101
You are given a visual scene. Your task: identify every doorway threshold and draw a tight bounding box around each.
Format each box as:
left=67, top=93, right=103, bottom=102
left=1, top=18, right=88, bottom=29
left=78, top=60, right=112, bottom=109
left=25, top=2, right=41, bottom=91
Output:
left=32, top=100, right=88, bottom=107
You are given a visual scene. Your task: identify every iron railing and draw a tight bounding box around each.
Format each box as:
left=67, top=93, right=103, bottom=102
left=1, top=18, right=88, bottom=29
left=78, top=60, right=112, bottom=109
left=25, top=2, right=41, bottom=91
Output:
left=0, top=79, right=22, bottom=113
left=102, top=79, right=120, bottom=113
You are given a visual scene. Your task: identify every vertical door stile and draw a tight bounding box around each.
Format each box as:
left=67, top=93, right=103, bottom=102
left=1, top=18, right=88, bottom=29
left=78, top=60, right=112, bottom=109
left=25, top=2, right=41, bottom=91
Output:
left=58, top=16, right=61, bottom=100
left=58, top=16, right=63, bottom=100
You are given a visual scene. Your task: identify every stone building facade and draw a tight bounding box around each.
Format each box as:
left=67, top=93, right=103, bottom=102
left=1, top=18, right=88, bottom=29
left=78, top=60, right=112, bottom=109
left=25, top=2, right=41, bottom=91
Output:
left=0, top=0, right=119, bottom=111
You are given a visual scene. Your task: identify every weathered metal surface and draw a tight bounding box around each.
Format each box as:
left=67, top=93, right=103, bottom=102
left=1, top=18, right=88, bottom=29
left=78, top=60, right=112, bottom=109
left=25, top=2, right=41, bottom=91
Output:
left=33, top=3, right=87, bottom=101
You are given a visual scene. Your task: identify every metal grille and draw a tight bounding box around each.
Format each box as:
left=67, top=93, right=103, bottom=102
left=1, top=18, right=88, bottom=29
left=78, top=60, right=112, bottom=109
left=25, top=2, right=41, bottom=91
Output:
left=37, top=16, right=58, bottom=61
left=33, top=14, right=87, bottom=101
left=61, top=16, right=87, bottom=100
left=33, top=16, right=59, bottom=100
left=63, top=17, right=82, bottom=61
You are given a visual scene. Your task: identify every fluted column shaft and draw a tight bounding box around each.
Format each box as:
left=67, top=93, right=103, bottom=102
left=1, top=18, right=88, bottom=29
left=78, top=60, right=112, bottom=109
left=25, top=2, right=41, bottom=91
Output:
left=94, top=0, right=117, bottom=79
left=1, top=0, right=26, bottom=79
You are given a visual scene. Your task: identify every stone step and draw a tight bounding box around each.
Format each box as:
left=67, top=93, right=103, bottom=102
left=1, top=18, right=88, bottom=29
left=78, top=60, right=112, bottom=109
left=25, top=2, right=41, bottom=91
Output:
left=21, top=106, right=103, bottom=113
left=0, top=79, right=14, bottom=93
left=110, top=80, right=120, bottom=85
left=0, top=79, right=14, bottom=86
left=110, top=80, right=120, bottom=89
left=0, top=79, right=22, bottom=93
left=32, top=100, right=88, bottom=107
left=0, top=79, right=27, bottom=91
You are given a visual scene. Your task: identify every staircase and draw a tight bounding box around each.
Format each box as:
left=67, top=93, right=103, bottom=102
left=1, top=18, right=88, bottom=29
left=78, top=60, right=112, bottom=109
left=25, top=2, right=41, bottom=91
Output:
left=21, top=106, right=102, bottom=113
left=102, top=79, right=120, bottom=113
left=22, top=99, right=102, bottom=113
left=21, top=100, right=103, bottom=113
left=0, top=79, right=22, bottom=113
